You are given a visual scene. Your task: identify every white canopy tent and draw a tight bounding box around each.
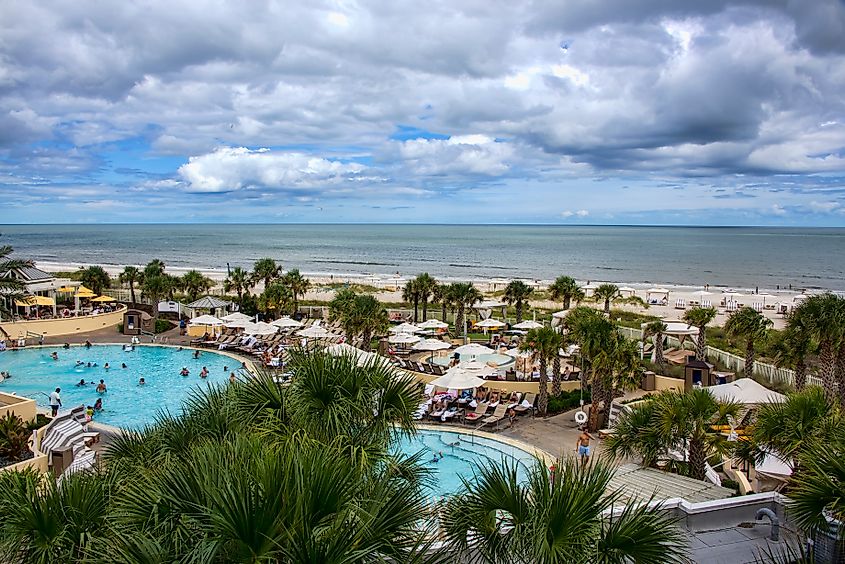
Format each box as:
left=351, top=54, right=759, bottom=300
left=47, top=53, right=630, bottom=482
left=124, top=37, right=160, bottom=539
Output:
left=474, top=300, right=506, bottom=320
left=618, top=286, right=637, bottom=296
left=646, top=288, right=670, bottom=303
left=429, top=367, right=486, bottom=390
left=706, top=378, right=786, bottom=405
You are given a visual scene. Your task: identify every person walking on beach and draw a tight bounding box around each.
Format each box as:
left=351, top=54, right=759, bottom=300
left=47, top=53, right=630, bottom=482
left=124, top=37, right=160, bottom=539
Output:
left=49, top=387, right=62, bottom=416
left=575, top=427, right=595, bottom=465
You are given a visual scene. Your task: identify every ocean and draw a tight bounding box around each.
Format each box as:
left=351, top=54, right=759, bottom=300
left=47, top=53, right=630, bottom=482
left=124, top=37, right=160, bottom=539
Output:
left=1, top=224, right=844, bottom=291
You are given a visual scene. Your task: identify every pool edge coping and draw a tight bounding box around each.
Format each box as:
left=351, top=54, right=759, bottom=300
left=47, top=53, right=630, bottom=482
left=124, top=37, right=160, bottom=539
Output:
left=415, top=422, right=554, bottom=466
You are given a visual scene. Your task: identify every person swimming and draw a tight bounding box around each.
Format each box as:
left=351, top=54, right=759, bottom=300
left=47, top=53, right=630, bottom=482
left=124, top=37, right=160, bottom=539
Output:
left=76, top=379, right=86, bottom=386
left=192, top=350, right=200, bottom=359
left=229, top=372, right=236, bottom=384
left=104, top=362, right=110, bottom=370
left=180, top=367, right=189, bottom=377
left=121, top=363, right=127, bottom=369
left=86, top=362, right=92, bottom=367
left=76, top=360, right=84, bottom=366
left=50, top=351, right=59, bottom=360
left=139, top=377, right=146, bottom=385
left=430, top=451, right=444, bottom=463
left=93, top=398, right=103, bottom=411
left=200, top=366, right=209, bottom=379
left=96, top=379, right=107, bottom=393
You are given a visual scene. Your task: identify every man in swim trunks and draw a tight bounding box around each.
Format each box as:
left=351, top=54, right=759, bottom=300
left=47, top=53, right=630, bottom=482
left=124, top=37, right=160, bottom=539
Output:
left=575, top=427, right=595, bottom=464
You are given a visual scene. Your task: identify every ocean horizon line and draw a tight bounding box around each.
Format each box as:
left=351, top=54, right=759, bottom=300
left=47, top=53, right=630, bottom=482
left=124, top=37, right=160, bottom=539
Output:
left=1, top=222, right=843, bottom=229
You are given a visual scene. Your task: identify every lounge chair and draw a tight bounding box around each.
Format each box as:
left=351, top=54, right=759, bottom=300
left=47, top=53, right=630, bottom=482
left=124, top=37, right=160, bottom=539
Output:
left=701, top=299, right=712, bottom=309
left=598, top=401, right=630, bottom=438
left=479, top=404, right=510, bottom=430
left=464, top=402, right=489, bottom=422
left=675, top=299, right=686, bottom=310
left=39, top=413, right=98, bottom=477
left=513, top=393, right=536, bottom=416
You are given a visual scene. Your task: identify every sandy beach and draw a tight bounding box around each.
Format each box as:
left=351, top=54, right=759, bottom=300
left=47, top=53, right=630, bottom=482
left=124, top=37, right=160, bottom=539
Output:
left=35, top=260, right=809, bottom=329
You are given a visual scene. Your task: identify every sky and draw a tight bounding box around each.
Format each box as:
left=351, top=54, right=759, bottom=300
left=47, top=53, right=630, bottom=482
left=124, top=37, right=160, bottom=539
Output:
left=1, top=1, right=845, bottom=225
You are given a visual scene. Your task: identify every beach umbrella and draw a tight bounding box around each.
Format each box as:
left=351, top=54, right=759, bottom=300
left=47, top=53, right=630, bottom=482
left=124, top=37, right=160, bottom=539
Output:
left=475, top=318, right=506, bottom=329
left=390, top=322, right=421, bottom=334
left=513, top=320, right=543, bottom=330
left=91, top=295, right=116, bottom=303
left=552, top=310, right=568, bottom=319
left=222, top=312, right=252, bottom=323
left=453, top=343, right=494, bottom=357
left=15, top=295, right=55, bottom=307
left=706, top=378, right=785, bottom=405
left=190, top=314, right=224, bottom=325
left=270, top=316, right=302, bottom=328
left=756, top=293, right=776, bottom=305
left=412, top=338, right=451, bottom=352
left=388, top=333, right=421, bottom=345
left=297, top=325, right=332, bottom=338
left=75, top=286, right=96, bottom=298
left=57, top=286, right=77, bottom=293
left=429, top=367, right=486, bottom=390
left=417, top=319, right=448, bottom=330
left=225, top=318, right=253, bottom=328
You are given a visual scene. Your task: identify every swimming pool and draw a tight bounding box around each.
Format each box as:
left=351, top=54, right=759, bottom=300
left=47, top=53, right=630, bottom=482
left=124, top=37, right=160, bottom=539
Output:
left=431, top=353, right=515, bottom=368
left=396, top=429, right=536, bottom=499
left=0, top=345, right=240, bottom=429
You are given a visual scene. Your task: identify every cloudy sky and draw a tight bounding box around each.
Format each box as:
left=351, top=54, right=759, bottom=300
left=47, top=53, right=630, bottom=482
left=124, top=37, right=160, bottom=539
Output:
left=2, top=0, right=845, bottom=225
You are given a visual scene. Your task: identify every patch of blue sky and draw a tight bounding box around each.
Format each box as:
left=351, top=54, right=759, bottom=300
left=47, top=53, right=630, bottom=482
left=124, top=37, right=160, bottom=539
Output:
left=389, top=125, right=449, bottom=141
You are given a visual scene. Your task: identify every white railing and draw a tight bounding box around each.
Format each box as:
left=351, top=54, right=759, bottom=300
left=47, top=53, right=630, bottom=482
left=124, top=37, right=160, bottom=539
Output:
left=617, top=325, right=820, bottom=388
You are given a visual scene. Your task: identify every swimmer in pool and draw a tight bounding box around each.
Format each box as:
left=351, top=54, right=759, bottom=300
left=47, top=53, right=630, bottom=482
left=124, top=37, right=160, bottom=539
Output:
left=96, top=379, right=107, bottom=393
left=121, top=363, right=127, bottom=369
left=50, top=352, right=59, bottom=360
left=76, top=379, right=86, bottom=386
left=76, top=360, right=84, bottom=366
left=180, top=367, right=189, bottom=377
left=200, top=367, right=209, bottom=379
left=139, top=377, right=145, bottom=385
left=104, top=363, right=110, bottom=370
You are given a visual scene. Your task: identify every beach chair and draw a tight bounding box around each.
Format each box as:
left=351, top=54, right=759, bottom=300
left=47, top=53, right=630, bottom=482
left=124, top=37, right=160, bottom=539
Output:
left=675, top=299, right=686, bottom=310
left=479, top=404, right=511, bottom=430
left=753, top=302, right=764, bottom=313
left=598, top=401, right=630, bottom=438
left=513, top=393, right=536, bottom=416
left=725, top=301, right=738, bottom=313
left=464, top=402, right=489, bottom=422
left=700, top=299, right=712, bottom=309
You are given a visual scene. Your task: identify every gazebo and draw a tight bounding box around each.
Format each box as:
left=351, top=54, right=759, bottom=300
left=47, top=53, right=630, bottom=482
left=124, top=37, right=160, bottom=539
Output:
left=186, top=296, right=232, bottom=318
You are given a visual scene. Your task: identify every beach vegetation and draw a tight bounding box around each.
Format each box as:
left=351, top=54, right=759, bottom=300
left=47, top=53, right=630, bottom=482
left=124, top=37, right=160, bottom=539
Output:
left=771, top=322, right=812, bottom=391
left=592, top=283, right=647, bottom=315
left=142, top=258, right=166, bottom=279
left=402, top=277, right=421, bottom=322
left=118, top=265, right=140, bottom=306
left=605, top=388, right=741, bottom=480
left=259, top=280, right=294, bottom=316
left=789, top=293, right=845, bottom=406
left=330, top=290, right=389, bottom=350
left=724, top=306, right=774, bottom=379
left=548, top=275, right=584, bottom=310
left=0, top=413, right=31, bottom=465
left=79, top=265, right=111, bottom=296
left=519, top=326, right=563, bottom=415
left=140, top=274, right=171, bottom=322
left=414, top=273, right=438, bottom=321
left=442, top=458, right=688, bottom=564
left=432, top=282, right=452, bottom=323
left=546, top=388, right=591, bottom=415
left=281, top=268, right=310, bottom=315
left=503, top=280, right=533, bottom=324
left=223, top=266, right=251, bottom=306
left=180, top=269, right=215, bottom=301
left=0, top=236, right=33, bottom=317
left=642, top=321, right=668, bottom=373
left=251, top=257, right=282, bottom=290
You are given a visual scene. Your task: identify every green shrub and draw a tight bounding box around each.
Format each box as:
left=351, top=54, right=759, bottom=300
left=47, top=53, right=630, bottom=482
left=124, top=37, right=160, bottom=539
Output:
left=26, top=414, right=51, bottom=432
left=154, top=319, right=174, bottom=333
left=547, top=389, right=591, bottom=415
left=116, top=323, right=123, bottom=333
left=0, top=413, right=31, bottom=464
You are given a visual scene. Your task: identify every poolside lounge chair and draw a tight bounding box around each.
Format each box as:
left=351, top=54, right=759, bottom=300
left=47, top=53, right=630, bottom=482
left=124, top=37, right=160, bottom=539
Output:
left=598, top=401, right=630, bottom=438
left=39, top=413, right=98, bottom=478
left=513, top=393, right=536, bottom=416
left=479, top=404, right=510, bottom=430
left=464, top=402, right=489, bottom=422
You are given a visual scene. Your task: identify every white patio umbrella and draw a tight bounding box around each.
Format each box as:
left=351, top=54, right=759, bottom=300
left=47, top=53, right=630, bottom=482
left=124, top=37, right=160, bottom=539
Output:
left=390, top=322, right=421, bottom=334
left=551, top=310, right=568, bottom=319
left=429, top=367, right=486, bottom=390
left=756, top=293, right=776, bottom=305
left=189, top=314, right=224, bottom=325
left=388, top=333, right=421, bottom=345
left=417, top=319, right=448, bottom=330
left=475, top=318, right=506, bottom=329
left=247, top=322, right=278, bottom=336
left=707, top=378, right=785, bottom=405
left=297, top=325, right=332, bottom=338
left=412, top=338, right=451, bottom=352
left=224, top=318, right=254, bottom=328
left=513, top=320, right=543, bottom=330
left=270, top=316, right=302, bottom=328
left=222, top=312, right=252, bottom=323
left=453, top=343, right=494, bottom=357
left=459, top=359, right=498, bottom=374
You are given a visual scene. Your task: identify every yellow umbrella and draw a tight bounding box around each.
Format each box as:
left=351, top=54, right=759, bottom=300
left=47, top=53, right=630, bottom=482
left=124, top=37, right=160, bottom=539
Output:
left=91, top=295, right=116, bottom=302
left=15, top=295, right=55, bottom=307
left=57, top=286, right=77, bottom=293
left=75, top=285, right=96, bottom=298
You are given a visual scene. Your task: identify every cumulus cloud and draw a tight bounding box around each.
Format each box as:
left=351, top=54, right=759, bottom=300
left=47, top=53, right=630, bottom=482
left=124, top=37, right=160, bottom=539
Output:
left=177, top=147, right=369, bottom=193
left=396, top=135, right=515, bottom=176
left=561, top=209, right=589, bottom=218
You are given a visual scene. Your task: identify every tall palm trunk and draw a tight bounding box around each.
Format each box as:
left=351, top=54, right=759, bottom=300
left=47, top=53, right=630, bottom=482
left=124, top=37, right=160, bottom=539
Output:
left=744, top=339, right=756, bottom=378
left=654, top=333, right=666, bottom=374
left=362, top=330, right=372, bottom=351
left=456, top=306, right=465, bottom=338
left=819, top=340, right=836, bottom=402
left=552, top=355, right=561, bottom=396
left=422, top=299, right=428, bottom=321
left=564, top=295, right=571, bottom=310
left=587, top=368, right=603, bottom=432
left=412, top=297, right=419, bottom=323
left=515, top=301, right=524, bottom=324
left=836, top=344, right=845, bottom=410
left=537, top=357, right=549, bottom=416
left=688, top=438, right=706, bottom=480
left=795, top=356, right=807, bottom=391
left=604, top=299, right=610, bottom=314
left=441, top=302, right=447, bottom=322
left=129, top=282, right=136, bottom=306
left=695, top=328, right=707, bottom=361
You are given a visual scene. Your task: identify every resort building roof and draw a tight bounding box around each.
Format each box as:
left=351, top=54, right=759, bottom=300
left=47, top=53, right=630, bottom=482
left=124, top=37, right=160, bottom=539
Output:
left=609, top=464, right=735, bottom=505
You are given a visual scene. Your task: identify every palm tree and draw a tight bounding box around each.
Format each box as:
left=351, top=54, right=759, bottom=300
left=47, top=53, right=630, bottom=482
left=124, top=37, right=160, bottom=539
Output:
left=340, top=294, right=389, bottom=350
left=414, top=273, right=437, bottom=321
left=223, top=266, right=251, bottom=305
left=520, top=327, right=562, bottom=415
left=682, top=306, right=717, bottom=361
left=80, top=265, right=111, bottom=295
left=432, top=283, right=451, bottom=322
left=141, top=274, right=170, bottom=323
left=607, top=389, right=740, bottom=480
left=592, top=283, right=620, bottom=315
left=548, top=275, right=584, bottom=310
left=281, top=268, right=309, bottom=314
left=450, top=282, right=482, bottom=340
left=259, top=281, right=293, bottom=316
left=442, top=458, right=688, bottom=563
left=772, top=321, right=813, bottom=391
left=329, top=287, right=357, bottom=325
left=0, top=238, right=33, bottom=317
left=788, top=431, right=845, bottom=538
left=181, top=269, right=214, bottom=302
left=402, top=278, right=420, bottom=323
left=118, top=266, right=140, bottom=306
left=565, top=307, right=617, bottom=430
left=595, top=335, right=642, bottom=417
left=791, top=293, right=845, bottom=404
left=503, top=280, right=533, bottom=324
left=643, top=320, right=668, bottom=373
left=251, top=257, right=281, bottom=290
left=143, top=258, right=166, bottom=279
left=724, top=306, right=773, bottom=379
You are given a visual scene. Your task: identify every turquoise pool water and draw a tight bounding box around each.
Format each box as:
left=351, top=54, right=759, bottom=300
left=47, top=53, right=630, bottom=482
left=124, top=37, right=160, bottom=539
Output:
left=396, top=429, right=536, bottom=499
left=431, top=353, right=515, bottom=368
left=0, top=345, right=238, bottom=429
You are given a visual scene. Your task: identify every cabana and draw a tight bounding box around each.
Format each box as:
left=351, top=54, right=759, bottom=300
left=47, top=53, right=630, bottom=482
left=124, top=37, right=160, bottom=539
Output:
left=473, top=300, right=506, bottom=320
left=706, top=378, right=785, bottom=405
left=186, top=296, right=232, bottom=318
left=646, top=287, right=670, bottom=305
